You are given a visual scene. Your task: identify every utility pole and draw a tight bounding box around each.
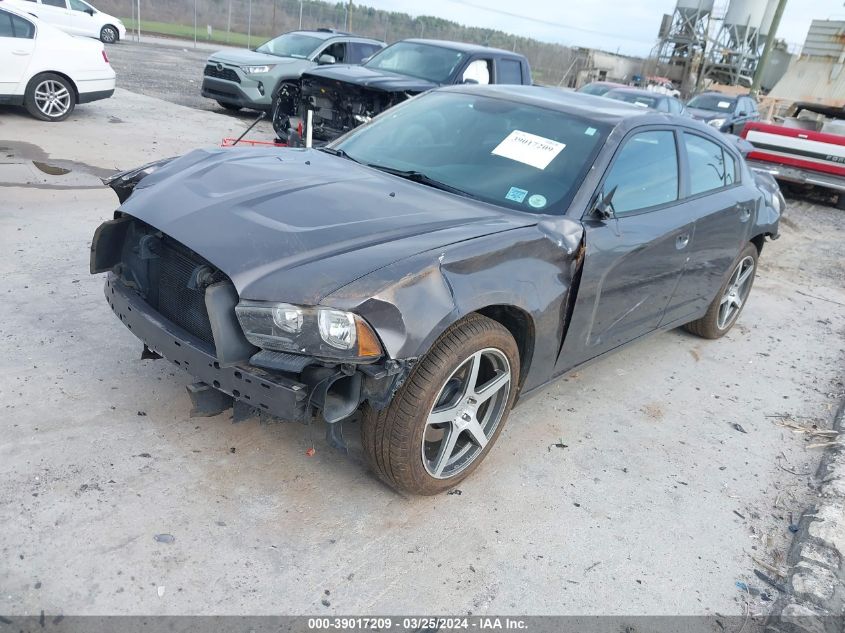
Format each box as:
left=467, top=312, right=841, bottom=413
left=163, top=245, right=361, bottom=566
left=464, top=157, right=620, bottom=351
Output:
left=299, top=1, right=303, bottom=30
left=346, top=0, right=352, bottom=31
left=750, top=0, right=788, bottom=97
left=193, top=0, right=197, bottom=48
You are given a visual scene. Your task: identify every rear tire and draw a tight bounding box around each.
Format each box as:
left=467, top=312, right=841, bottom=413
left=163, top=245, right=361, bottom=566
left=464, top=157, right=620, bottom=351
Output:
left=100, top=25, right=118, bottom=43
left=684, top=242, right=758, bottom=339
left=361, top=314, right=519, bottom=495
left=24, top=73, right=75, bottom=122
left=217, top=101, right=241, bottom=112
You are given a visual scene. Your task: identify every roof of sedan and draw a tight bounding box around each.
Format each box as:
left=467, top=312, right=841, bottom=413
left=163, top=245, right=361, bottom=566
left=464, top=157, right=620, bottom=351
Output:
left=402, top=38, right=519, bottom=56
left=442, top=84, right=657, bottom=124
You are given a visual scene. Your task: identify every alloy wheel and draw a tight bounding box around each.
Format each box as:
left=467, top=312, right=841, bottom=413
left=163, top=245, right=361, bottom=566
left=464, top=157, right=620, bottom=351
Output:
left=422, top=348, right=512, bottom=479
left=101, top=26, right=117, bottom=43
left=717, top=255, right=755, bottom=330
left=34, top=80, right=71, bottom=119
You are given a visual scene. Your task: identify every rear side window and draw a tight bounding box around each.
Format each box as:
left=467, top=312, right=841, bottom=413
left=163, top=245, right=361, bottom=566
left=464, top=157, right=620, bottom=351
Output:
left=0, top=10, right=35, bottom=38
left=349, top=42, right=382, bottom=63
left=683, top=132, right=736, bottom=194
left=668, top=98, right=682, bottom=114
left=496, top=59, right=523, bottom=84
left=43, top=0, right=68, bottom=7
left=604, top=130, right=679, bottom=214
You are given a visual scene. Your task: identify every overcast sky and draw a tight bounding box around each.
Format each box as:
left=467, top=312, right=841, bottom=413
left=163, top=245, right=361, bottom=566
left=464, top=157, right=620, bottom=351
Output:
left=364, top=0, right=845, bottom=56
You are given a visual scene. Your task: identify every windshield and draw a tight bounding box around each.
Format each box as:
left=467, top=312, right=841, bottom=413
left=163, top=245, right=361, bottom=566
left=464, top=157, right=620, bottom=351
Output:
left=687, top=94, right=736, bottom=112
left=364, top=42, right=468, bottom=83
left=605, top=91, right=659, bottom=109
left=578, top=83, right=615, bottom=96
left=333, top=91, right=608, bottom=214
left=255, top=33, right=322, bottom=59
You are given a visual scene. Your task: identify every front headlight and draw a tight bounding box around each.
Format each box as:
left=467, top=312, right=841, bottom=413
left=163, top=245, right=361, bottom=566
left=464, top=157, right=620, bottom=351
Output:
left=708, top=118, right=727, bottom=129
left=241, top=65, right=275, bottom=74
left=235, top=301, right=382, bottom=362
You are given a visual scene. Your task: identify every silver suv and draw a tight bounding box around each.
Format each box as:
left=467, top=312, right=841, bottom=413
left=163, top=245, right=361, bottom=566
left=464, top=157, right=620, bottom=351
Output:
left=201, top=28, right=384, bottom=112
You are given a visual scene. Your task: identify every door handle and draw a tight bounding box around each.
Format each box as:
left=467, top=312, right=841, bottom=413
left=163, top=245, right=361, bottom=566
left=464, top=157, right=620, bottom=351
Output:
left=13, top=50, right=31, bottom=56
left=675, top=233, right=690, bottom=250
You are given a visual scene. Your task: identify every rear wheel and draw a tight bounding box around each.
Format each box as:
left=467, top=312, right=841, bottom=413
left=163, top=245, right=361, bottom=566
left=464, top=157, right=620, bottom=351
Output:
left=217, top=101, right=241, bottom=112
left=684, top=243, right=758, bottom=339
left=361, top=314, right=519, bottom=495
left=100, top=25, right=118, bottom=43
left=24, top=74, right=75, bottom=122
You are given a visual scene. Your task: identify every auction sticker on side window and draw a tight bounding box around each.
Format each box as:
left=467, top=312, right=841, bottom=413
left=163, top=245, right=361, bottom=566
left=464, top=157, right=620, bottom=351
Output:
left=492, top=130, right=566, bottom=170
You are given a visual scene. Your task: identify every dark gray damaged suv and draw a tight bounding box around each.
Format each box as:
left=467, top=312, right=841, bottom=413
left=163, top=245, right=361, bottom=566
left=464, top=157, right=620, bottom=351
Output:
left=91, top=86, right=783, bottom=495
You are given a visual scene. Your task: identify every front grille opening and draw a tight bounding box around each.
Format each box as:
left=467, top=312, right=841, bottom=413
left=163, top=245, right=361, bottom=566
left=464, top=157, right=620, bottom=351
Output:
left=204, top=64, right=241, bottom=84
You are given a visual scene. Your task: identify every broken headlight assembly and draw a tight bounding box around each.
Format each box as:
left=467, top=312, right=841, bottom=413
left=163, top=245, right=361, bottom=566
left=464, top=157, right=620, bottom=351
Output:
left=234, top=301, right=382, bottom=362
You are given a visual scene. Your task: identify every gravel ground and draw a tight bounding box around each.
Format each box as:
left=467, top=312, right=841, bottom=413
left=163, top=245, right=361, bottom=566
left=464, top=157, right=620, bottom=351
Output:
left=0, top=81, right=844, bottom=618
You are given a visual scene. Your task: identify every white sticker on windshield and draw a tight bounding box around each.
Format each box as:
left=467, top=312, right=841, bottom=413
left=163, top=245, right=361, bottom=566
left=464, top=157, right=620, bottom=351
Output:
left=505, top=186, right=528, bottom=203
left=585, top=127, right=597, bottom=136
left=528, top=194, right=547, bottom=209
left=718, top=101, right=731, bottom=108
left=492, top=130, right=566, bottom=170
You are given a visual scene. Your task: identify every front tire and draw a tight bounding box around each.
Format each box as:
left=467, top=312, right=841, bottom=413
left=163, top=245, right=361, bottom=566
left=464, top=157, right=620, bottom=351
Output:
left=100, top=25, right=119, bottom=43
left=24, top=73, right=75, bottom=122
left=684, top=243, right=758, bottom=339
left=361, top=314, right=519, bottom=495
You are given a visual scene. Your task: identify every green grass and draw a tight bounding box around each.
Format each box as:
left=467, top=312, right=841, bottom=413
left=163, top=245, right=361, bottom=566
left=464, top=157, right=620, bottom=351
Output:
left=121, top=19, right=257, bottom=47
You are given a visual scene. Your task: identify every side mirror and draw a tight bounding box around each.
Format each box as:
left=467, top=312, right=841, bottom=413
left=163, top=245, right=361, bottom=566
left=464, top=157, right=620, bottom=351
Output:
left=738, top=110, right=748, bottom=116
left=361, top=55, right=372, bottom=64
left=592, top=186, right=618, bottom=220
left=86, top=7, right=95, bottom=15
left=317, top=54, right=336, bottom=65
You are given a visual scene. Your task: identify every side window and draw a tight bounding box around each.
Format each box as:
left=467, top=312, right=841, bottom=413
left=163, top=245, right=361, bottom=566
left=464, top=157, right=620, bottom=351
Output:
left=42, top=0, right=68, bottom=7
left=684, top=133, right=735, bottom=194
left=69, top=0, right=91, bottom=11
left=668, top=99, right=681, bottom=114
left=320, top=42, right=346, bottom=63
left=349, top=42, right=381, bottom=63
left=496, top=59, right=523, bottom=84
left=723, top=149, right=737, bottom=185
left=604, top=130, right=679, bottom=215
left=0, top=10, right=36, bottom=38
left=462, top=59, right=491, bottom=85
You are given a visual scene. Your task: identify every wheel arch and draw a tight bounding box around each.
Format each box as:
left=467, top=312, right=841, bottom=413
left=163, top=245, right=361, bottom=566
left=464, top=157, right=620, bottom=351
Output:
left=474, top=305, right=535, bottom=392
left=27, top=71, right=79, bottom=102
left=750, top=233, right=767, bottom=255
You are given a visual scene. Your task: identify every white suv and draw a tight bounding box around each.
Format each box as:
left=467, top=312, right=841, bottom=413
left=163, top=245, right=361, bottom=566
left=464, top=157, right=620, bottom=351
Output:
left=4, top=0, right=125, bottom=43
left=0, top=4, right=116, bottom=120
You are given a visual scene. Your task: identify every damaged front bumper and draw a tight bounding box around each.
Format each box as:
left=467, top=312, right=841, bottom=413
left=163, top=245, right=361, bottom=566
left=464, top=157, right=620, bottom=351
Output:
left=106, top=273, right=310, bottom=420
left=105, top=273, right=409, bottom=424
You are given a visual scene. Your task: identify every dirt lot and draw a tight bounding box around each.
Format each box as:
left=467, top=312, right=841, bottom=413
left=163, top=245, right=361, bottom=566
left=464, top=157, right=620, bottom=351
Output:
left=1, top=76, right=844, bottom=616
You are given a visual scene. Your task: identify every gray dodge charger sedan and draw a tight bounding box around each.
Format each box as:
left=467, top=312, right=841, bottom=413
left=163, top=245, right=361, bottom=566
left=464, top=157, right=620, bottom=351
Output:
left=91, top=86, right=783, bottom=495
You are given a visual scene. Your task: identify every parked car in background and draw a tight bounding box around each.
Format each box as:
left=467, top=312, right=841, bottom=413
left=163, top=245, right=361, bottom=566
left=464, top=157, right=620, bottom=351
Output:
left=92, top=86, right=782, bottom=495
left=3, top=0, right=125, bottom=43
left=603, top=87, right=686, bottom=115
left=687, top=91, right=760, bottom=134
left=276, top=39, right=532, bottom=141
left=201, top=28, right=384, bottom=113
left=0, top=4, right=115, bottom=120
left=741, top=102, right=845, bottom=209
left=577, top=81, right=625, bottom=96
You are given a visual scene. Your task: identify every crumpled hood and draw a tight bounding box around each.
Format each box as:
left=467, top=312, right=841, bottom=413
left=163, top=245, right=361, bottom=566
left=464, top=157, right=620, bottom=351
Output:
left=207, top=49, right=302, bottom=67
left=120, top=148, right=533, bottom=305
left=303, top=64, right=437, bottom=93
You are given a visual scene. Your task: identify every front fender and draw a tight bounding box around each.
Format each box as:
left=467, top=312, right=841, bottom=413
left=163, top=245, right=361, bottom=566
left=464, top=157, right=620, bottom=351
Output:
left=324, top=224, right=581, bottom=392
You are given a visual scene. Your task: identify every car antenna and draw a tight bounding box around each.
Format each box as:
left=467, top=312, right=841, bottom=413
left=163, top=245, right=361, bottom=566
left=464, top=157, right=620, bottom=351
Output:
left=231, top=111, right=267, bottom=146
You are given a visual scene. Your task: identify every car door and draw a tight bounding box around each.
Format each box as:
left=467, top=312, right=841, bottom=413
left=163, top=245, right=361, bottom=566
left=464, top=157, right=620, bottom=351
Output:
left=34, top=0, right=74, bottom=31
left=662, top=131, right=754, bottom=324
left=66, top=0, right=97, bottom=37
left=556, top=128, right=698, bottom=370
left=0, top=9, right=36, bottom=95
